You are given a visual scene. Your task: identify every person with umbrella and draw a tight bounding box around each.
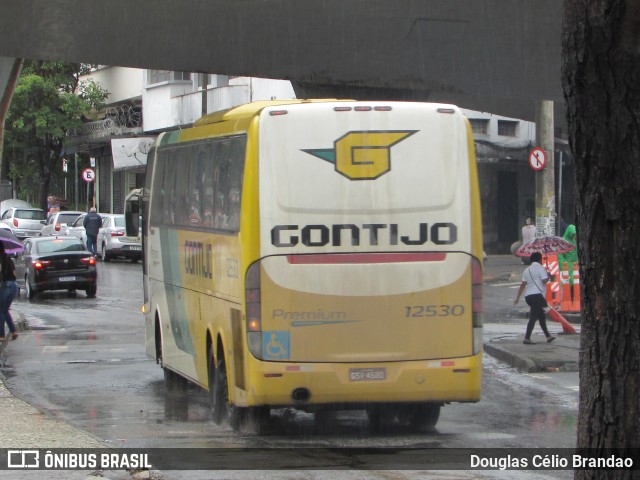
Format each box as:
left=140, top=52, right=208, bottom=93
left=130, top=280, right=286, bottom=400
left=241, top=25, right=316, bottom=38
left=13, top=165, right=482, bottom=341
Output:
left=513, top=252, right=556, bottom=345
left=0, top=242, right=19, bottom=341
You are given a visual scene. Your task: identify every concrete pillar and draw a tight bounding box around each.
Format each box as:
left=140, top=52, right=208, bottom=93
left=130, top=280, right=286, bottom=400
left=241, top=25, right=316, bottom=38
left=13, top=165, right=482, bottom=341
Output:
left=535, top=100, right=555, bottom=236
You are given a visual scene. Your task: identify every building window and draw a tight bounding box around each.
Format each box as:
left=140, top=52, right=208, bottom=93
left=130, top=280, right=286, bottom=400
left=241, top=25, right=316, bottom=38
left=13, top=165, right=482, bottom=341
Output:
left=173, top=71, right=191, bottom=81
left=497, top=120, right=518, bottom=137
left=147, top=70, right=192, bottom=85
left=469, top=119, right=489, bottom=135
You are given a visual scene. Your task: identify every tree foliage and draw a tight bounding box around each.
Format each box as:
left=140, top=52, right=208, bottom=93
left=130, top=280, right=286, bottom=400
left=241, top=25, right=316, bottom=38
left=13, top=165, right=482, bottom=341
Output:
left=4, top=61, right=107, bottom=209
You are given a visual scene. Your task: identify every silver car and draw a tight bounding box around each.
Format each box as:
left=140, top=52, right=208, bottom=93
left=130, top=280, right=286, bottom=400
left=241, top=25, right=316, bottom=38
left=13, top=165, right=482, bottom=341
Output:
left=65, top=213, right=88, bottom=245
left=97, top=214, right=142, bottom=262
left=40, top=211, right=84, bottom=237
left=0, top=207, right=47, bottom=239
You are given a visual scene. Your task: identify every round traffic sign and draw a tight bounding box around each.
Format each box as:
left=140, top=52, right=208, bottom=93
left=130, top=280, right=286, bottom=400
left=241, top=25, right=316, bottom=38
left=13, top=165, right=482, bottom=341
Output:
left=82, top=167, right=95, bottom=182
left=529, top=148, right=547, bottom=171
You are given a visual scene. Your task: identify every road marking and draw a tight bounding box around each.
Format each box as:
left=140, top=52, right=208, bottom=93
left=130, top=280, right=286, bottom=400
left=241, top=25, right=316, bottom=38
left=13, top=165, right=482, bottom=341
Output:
left=42, top=346, right=69, bottom=353
left=491, top=282, right=522, bottom=288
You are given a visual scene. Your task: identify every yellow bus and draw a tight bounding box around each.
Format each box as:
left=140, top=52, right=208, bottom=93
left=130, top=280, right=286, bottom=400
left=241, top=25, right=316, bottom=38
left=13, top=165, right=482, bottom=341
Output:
left=127, top=99, right=484, bottom=432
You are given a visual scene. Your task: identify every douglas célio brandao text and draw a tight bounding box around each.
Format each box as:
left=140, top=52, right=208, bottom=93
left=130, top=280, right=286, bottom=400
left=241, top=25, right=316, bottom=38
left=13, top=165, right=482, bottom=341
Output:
left=470, top=453, right=634, bottom=470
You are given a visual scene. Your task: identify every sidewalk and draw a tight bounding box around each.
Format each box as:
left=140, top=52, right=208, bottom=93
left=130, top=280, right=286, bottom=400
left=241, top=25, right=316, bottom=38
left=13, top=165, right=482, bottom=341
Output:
left=484, top=326, right=580, bottom=373
left=0, top=317, right=150, bottom=480
left=483, top=255, right=581, bottom=373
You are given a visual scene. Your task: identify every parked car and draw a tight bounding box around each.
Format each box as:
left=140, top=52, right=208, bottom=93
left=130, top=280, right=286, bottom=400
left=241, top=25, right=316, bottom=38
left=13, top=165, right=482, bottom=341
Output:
left=97, top=214, right=142, bottom=262
left=65, top=213, right=88, bottom=246
left=0, top=207, right=47, bottom=239
left=66, top=213, right=110, bottom=249
left=40, top=211, right=84, bottom=237
left=0, top=199, right=31, bottom=216
left=15, top=236, right=97, bottom=298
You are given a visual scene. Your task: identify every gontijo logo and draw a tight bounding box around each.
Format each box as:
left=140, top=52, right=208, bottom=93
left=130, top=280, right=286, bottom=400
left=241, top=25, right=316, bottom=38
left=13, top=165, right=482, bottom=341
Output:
left=302, top=130, right=417, bottom=180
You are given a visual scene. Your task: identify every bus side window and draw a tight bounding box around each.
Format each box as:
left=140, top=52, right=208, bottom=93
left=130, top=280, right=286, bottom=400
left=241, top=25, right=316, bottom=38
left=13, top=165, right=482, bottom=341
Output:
left=210, top=136, right=246, bottom=232
left=225, top=137, right=245, bottom=231
left=187, top=146, right=207, bottom=227
left=202, top=149, right=215, bottom=228
left=165, top=151, right=179, bottom=225
left=151, top=150, right=167, bottom=226
left=212, top=141, right=226, bottom=229
left=173, top=146, right=190, bottom=226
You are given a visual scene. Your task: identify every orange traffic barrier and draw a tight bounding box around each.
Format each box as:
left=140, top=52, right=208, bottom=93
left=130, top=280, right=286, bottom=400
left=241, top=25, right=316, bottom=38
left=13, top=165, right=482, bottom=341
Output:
left=560, top=262, right=573, bottom=312
left=546, top=306, right=577, bottom=334
left=571, top=263, right=581, bottom=311
left=543, top=254, right=560, bottom=307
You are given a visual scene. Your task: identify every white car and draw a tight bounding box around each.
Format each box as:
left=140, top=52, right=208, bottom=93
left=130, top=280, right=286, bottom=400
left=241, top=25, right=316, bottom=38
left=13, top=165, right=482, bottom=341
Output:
left=40, top=211, right=84, bottom=237
left=0, top=207, right=47, bottom=239
left=65, top=213, right=89, bottom=246
left=97, top=214, right=142, bottom=262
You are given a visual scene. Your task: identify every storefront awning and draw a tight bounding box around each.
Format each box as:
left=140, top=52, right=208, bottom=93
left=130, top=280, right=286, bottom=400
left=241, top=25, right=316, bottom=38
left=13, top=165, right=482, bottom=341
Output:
left=111, top=137, right=155, bottom=171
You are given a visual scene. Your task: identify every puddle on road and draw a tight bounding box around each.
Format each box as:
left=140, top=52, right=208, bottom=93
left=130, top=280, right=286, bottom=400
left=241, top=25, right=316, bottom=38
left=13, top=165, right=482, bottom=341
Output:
left=35, top=331, right=99, bottom=341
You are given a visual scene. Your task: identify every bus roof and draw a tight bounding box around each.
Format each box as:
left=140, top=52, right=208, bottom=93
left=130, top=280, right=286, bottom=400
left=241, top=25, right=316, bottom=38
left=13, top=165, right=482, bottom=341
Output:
left=193, top=99, right=346, bottom=127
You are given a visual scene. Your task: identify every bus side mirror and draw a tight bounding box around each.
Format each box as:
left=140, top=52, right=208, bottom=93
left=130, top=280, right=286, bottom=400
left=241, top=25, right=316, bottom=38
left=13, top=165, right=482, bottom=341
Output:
left=125, top=206, right=139, bottom=237
left=125, top=188, right=142, bottom=237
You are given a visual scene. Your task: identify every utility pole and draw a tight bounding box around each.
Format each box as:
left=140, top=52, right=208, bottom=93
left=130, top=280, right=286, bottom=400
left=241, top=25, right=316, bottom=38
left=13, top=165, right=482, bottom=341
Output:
left=74, top=154, right=79, bottom=210
left=535, top=100, right=555, bottom=236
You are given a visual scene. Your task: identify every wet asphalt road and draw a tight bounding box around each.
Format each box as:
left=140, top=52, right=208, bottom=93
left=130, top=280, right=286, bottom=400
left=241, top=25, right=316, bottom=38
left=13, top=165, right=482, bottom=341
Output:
left=0, top=259, right=577, bottom=474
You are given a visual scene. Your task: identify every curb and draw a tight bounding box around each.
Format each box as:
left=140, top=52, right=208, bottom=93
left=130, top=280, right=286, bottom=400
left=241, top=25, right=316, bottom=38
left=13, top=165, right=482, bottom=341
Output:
left=483, top=343, right=537, bottom=372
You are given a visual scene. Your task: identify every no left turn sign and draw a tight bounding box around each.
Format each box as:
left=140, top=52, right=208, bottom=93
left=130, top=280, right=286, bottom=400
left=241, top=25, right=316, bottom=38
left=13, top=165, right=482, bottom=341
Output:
left=529, top=148, right=547, bottom=171
left=82, top=168, right=95, bottom=183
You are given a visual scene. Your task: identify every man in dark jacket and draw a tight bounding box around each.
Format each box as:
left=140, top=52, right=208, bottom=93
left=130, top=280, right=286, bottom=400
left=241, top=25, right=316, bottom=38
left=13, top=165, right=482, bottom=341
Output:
left=83, top=207, right=102, bottom=255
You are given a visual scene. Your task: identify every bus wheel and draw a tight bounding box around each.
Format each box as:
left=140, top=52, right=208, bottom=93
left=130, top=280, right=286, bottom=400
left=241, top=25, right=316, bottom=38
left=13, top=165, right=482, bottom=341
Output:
left=366, top=406, right=397, bottom=434
left=245, top=406, right=270, bottom=434
left=164, top=369, right=189, bottom=420
left=209, top=350, right=226, bottom=425
left=403, top=403, right=441, bottom=432
left=164, top=368, right=188, bottom=395
left=209, top=349, right=242, bottom=429
left=315, top=409, right=338, bottom=434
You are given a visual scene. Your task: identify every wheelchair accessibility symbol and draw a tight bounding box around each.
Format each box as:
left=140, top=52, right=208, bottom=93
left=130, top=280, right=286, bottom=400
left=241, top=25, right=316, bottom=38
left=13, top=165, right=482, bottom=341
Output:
left=263, top=331, right=290, bottom=360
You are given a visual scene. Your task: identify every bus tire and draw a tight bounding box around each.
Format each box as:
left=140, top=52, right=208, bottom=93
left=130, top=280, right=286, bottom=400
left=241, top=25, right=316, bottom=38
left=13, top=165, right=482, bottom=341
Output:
left=209, top=349, right=225, bottom=425
left=314, top=409, right=338, bottom=433
left=245, top=406, right=270, bottom=434
left=404, top=403, right=441, bottom=432
left=164, top=368, right=189, bottom=420
left=209, top=348, right=242, bottom=429
left=366, top=406, right=397, bottom=434
left=164, top=368, right=188, bottom=397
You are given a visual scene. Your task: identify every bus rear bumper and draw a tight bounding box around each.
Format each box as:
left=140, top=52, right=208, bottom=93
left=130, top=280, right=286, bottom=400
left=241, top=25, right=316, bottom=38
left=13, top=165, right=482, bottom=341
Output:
left=240, top=353, right=482, bottom=408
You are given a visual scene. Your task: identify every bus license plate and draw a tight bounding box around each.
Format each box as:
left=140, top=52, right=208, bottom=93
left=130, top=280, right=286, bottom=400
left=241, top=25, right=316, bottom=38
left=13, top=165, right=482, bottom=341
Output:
left=59, top=276, right=76, bottom=282
left=349, top=368, right=386, bottom=382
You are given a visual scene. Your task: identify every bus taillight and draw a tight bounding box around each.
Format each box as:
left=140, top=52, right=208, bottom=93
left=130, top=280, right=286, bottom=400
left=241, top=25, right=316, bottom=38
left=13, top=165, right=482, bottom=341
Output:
left=472, top=257, right=484, bottom=354
left=245, top=262, right=263, bottom=359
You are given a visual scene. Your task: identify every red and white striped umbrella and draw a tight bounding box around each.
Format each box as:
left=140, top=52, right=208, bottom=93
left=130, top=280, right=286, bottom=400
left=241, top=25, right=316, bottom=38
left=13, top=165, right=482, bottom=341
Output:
left=515, top=235, right=575, bottom=257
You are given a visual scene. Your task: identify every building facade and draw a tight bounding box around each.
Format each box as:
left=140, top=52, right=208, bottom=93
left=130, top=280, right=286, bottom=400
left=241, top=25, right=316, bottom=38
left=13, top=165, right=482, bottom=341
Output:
left=66, top=67, right=572, bottom=253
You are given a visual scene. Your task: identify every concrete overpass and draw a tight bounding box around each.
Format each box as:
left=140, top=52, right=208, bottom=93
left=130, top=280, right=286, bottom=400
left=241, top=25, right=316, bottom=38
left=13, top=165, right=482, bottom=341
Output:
left=0, top=0, right=565, bottom=124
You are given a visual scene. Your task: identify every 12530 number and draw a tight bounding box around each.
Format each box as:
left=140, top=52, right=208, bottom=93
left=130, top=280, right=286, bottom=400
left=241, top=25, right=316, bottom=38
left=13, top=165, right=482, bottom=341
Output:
left=405, top=304, right=465, bottom=318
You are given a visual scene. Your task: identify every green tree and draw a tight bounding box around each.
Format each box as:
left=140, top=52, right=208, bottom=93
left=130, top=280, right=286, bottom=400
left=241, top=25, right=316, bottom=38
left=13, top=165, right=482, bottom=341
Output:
left=0, top=58, right=24, bottom=180
left=563, top=1, right=640, bottom=477
left=4, top=60, right=107, bottom=210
